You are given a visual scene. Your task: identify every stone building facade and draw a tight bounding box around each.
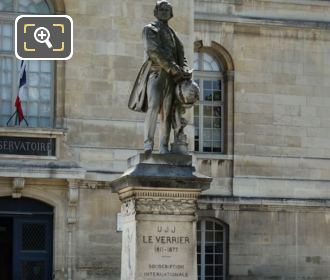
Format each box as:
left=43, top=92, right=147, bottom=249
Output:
left=0, top=0, right=330, bottom=279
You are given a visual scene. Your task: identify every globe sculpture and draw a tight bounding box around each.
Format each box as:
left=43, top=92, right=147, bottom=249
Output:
left=175, top=79, right=200, bottom=108
left=170, top=79, right=200, bottom=153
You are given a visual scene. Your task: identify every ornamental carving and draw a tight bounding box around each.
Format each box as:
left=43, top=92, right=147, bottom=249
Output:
left=67, top=179, right=79, bottom=224
left=119, top=188, right=199, bottom=216
left=134, top=197, right=196, bottom=215
left=12, top=177, right=25, bottom=198
left=121, top=198, right=136, bottom=217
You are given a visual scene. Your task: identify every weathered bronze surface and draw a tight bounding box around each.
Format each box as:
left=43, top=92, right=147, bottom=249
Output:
left=128, top=0, right=194, bottom=154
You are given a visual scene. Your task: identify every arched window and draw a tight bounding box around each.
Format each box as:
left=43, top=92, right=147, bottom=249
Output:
left=197, top=218, right=228, bottom=280
left=0, top=0, right=54, bottom=127
left=194, top=52, right=224, bottom=153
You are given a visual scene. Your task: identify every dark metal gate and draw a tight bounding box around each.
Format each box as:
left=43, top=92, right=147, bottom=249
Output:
left=0, top=197, right=53, bottom=280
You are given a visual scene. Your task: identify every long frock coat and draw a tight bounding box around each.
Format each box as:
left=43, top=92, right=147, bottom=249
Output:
left=128, top=20, right=187, bottom=113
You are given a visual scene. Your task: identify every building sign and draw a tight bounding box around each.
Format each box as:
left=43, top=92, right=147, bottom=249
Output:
left=0, top=136, right=56, bottom=156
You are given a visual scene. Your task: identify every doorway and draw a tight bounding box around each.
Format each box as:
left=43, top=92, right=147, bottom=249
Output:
left=0, top=217, right=13, bottom=279
left=0, top=197, right=54, bottom=280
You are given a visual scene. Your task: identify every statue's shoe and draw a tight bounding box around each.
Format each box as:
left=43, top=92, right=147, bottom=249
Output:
left=144, top=149, right=152, bottom=157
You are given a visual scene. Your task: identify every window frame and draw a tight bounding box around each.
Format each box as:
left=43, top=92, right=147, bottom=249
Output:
left=197, top=218, right=229, bottom=280
left=194, top=51, right=225, bottom=153
left=0, top=0, right=54, bottom=14
left=0, top=1, right=55, bottom=128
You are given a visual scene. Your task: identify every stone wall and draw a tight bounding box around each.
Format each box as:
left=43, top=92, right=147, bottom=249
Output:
left=2, top=1, right=330, bottom=279
left=199, top=198, right=330, bottom=280
left=62, top=0, right=194, bottom=176
left=195, top=1, right=330, bottom=279
left=0, top=178, right=69, bottom=278
left=195, top=0, right=330, bottom=199
left=75, top=189, right=121, bottom=279
left=0, top=178, right=122, bottom=279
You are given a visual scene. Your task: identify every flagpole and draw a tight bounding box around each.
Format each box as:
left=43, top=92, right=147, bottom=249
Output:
left=6, top=60, right=29, bottom=127
left=6, top=111, right=17, bottom=126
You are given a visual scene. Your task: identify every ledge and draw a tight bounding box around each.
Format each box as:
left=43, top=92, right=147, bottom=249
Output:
left=111, top=153, right=212, bottom=192
left=0, top=160, right=85, bottom=180
left=0, top=127, right=66, bottom=136
left=198, top=195, right=330, bottom=210
left=192, top=152, right=233, bottom=160
left=195, top=13, right=330, bottom=30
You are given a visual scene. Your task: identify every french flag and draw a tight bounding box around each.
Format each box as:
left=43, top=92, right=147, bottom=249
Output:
left=15, top=60, right=26, bottom=125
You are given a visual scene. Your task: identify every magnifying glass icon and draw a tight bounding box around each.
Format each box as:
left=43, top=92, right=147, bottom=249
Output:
left=34, top=27, right=53, bottom=48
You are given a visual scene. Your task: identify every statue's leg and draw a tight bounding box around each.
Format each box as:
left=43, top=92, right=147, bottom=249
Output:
left=159, top=74, right=175, bottom=154
left=144, top=71, right=161, bottom=152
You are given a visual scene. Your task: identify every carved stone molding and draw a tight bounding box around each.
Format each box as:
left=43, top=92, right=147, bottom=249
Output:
left=68, top=185, right=79, bottom=205
left=226, top=70, right=235, bottom=81
left=118, top=188, right=200, bottom=216
left=77, top=180, right=111, bottom=189
left=67, top=179, right=79, bottom=224
left=12, top=177, right=25, bottom=198
left=121, top=198, right=136, bottom=217
left=119, top=188, right=200, bottom=201
left=135, top=198, right=196, bottom=215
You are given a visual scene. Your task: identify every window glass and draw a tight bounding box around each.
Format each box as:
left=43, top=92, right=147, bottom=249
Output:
left=1, top=0, right=51, bottom=13
left=194, top=51, right=224, bottom=153
left=0, top=23, right=13, bottom=51
left=197, top=219, right=227, bottom=280
left=203, top=53, right=220, bottom=71
left=18, top=0, right=50, bottom=14
left=194, top=52, right=200, bottom=71
left=0, top=56, right=13, bottom=125
left=0, top=1, right=53, bottom=127
left=0, top=0, right=14, bottom=12
left=21, top=60, right=53, bottom=127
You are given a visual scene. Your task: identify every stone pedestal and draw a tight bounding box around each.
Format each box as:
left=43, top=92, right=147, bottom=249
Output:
left=112, top=154, right=211, bottom=280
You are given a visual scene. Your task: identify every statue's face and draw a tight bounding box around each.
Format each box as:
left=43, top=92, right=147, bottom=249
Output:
left=156, top=4, right=172, bottom=21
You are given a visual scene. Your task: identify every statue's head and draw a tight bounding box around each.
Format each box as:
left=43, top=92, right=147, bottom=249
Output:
left=154, top=0, right=173, bottom=21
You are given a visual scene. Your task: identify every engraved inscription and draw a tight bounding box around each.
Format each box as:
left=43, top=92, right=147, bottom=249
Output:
left=143, top=235, right=190, bottom=244
left=0, top=136, right=56, bottom=156
left=139, top=222, right=194, bottom=279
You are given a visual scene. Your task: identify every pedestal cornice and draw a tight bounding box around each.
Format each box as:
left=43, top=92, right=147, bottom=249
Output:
left=111, top=153, right=211, bottom=192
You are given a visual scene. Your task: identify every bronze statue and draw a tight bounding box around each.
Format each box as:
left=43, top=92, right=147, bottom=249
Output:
left=128, top=0, right=194, bottom=154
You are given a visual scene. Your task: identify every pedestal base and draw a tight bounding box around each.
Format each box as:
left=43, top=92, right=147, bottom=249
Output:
left=112, top=154, right=211, bottom=280
left=121, top=196, right=198, bottom=280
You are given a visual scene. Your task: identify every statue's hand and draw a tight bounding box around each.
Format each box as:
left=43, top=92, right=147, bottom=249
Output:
left=169, top=63, right=182, bottom=76
left=173, top=68, right=193, bottom=83
left=182, top=69, right=192, bottom=80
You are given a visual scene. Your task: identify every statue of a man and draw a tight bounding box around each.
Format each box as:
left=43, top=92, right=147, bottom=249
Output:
left=128, top=0, right=191, bottom=154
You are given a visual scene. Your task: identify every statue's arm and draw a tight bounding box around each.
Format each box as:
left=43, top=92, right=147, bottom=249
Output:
left=182, top=53, right=189, bottom=71
left=174, top=34, right=189, bottom=70
left=143, top=26, right=178, bottom=74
